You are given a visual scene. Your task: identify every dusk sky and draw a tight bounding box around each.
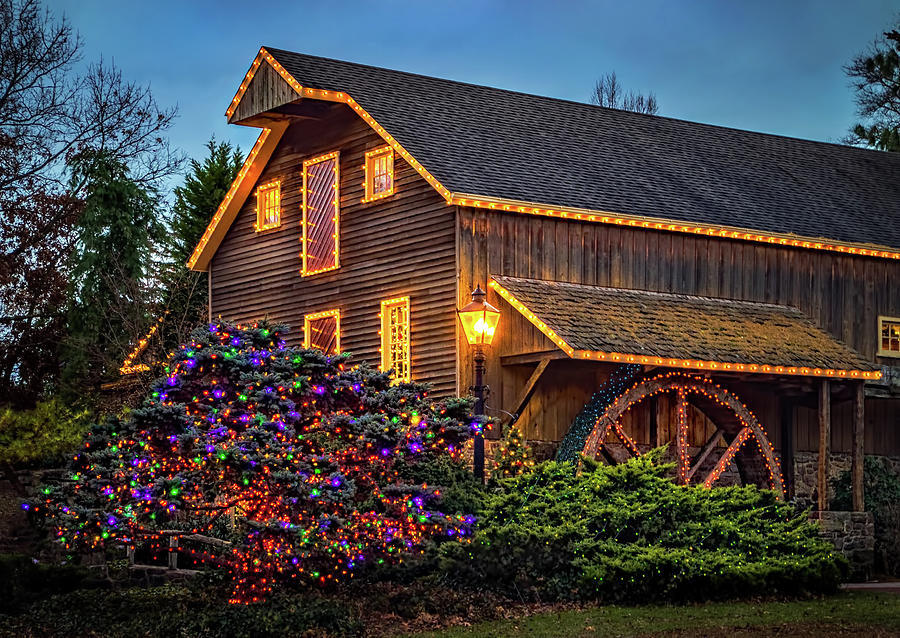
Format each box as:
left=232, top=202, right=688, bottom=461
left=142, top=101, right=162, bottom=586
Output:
left=48, top=0, right=899, bottom=187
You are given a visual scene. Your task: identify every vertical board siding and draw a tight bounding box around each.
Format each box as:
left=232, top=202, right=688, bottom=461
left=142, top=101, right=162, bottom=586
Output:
left=230, top=62, right=299, bottom=124
left=459, top=206, right=900, bottom=455
left=210, top=106, right=457, bottom=395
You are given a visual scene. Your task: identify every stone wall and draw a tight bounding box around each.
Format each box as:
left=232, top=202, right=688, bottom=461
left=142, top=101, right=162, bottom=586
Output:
left=793, top=452, right=900, bottom=507
left=809, top=510, right=875, bottom=580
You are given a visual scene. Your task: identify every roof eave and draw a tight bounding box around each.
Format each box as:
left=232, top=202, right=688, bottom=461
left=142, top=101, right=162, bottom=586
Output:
left=455, top=193, right=900, bottom=261
left=488, top=278, right=882, bottom=381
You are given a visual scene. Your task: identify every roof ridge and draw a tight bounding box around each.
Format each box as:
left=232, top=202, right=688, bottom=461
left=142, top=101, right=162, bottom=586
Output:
left=263, top=46, right=900, bottom=161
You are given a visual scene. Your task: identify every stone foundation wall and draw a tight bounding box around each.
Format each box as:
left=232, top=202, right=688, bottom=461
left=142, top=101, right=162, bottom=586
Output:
left=793, top=452, right=900, bottom=506
left=809, top=510, right=875, bottom=579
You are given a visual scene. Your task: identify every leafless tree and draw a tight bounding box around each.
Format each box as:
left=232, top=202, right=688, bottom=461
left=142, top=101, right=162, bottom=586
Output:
left=0, top=0, right=182, bottom=261
left=590, top=71, right=659, bottom=115
left=0, top=0, right=182, bottom=404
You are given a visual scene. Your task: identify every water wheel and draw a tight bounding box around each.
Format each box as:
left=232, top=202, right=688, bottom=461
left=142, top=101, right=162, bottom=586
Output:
left=581, top=373, right=784, bottom=498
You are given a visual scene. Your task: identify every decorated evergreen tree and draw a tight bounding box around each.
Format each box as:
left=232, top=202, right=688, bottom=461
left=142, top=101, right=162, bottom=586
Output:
left=34, top=321, right=479, bottom=603
left=492, top=424, right=534, bottom=479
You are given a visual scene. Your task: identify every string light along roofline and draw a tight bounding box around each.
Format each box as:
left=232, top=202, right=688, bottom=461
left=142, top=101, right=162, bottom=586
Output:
left=189, top=47, right=900, bottom=272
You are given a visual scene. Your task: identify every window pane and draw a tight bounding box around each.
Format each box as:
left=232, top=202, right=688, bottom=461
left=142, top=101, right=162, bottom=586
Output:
left=381, top=298, right=410, bottom=383
left=256, top=182, right=280, bottom=230
left=366, top=148, right=394, bottom=199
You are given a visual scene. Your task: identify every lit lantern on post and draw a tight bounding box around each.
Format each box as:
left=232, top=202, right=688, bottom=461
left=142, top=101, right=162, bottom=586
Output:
left=457, top=285, right=500, bottom=481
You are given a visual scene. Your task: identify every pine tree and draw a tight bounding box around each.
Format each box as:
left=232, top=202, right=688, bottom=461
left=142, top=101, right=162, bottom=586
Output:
left=35, top=321, right=479, bottom=603
left=846, top=21, right=900, bottom=151
left=61, top=150, right=162, bottom=395
left=169, top=138, right=243, bottom=266
left=153, top=139, right=243, bottom=356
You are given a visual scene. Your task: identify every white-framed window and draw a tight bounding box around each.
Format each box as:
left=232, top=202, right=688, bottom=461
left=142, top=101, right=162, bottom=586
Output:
left=363, top=146, right=394, bottom=202
left=878, top=316, right=900, bottom=357
left=380, top=296, right=410, bottom=383
left=255, top=180, right=281, bottom=231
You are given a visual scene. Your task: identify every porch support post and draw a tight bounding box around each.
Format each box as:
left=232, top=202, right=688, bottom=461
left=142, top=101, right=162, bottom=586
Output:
left=852, top=381, right=866, bottom=512
left=817, top=379, right=831, bottom=511
left=780, top=397, right=794, bottom=499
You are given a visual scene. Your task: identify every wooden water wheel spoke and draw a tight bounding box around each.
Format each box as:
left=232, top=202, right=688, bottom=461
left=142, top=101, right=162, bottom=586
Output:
left=612, top=421, right=640, bottom=456
left=675, top=388, right=689, bottom=483
left=580, top=373, right=784, bottom=499
left=702, top=427, right=750, bottom=488
left=687, top=429, right=724, bottom=481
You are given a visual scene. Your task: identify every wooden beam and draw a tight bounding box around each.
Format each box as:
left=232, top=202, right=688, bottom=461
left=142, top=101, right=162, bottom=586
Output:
left=508, top=357, right=552, bottom=424
left=780, top=397, right=795, bottom=499
left=818, top=379, right=831, bottom=512
left=687, top=429, right=724, bottom=481
left=649, top=395, right=659, bottom=447
left=500, top=350, right=567, bottom=366
left=852, top=381, right=866, bottom=512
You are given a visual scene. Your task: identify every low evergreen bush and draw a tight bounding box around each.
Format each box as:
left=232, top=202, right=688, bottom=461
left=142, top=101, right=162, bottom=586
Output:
left=0, top=400, right=91, bottom=468
left=0, top=554, right=96, bottom=616
left=441, top=453, right=847, bottom=602
left=0, top=584, right=362, bottom=638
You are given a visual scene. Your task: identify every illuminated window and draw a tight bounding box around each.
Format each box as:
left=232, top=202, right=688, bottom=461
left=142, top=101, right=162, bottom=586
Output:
left=304, top=309, right=340, bottom=354
left=363, top=147, right=394, bottom=202
left=878, top=316, right=900, bottom=357
left=255, top=180, right=281, bottom=231
left=302, top=151, right=340, bottom=276
left=380, top=297, right=410, bottom=383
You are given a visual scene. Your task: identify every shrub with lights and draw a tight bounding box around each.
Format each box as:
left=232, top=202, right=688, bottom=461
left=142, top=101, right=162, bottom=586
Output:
left=491, top=424, right=534, bottom=480
left=34, top=322, right=479, bottom=603
left=442, top=452, right=848, bottom=602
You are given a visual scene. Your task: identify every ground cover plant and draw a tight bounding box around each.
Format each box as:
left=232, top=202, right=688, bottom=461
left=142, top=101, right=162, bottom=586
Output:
left=31, top=321, right=480, bottom=603
left=441, top=453, right=848, bottom=602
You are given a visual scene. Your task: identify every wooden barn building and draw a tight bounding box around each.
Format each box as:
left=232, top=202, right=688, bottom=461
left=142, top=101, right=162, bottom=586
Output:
left=188, top=47, right=900, bottom=514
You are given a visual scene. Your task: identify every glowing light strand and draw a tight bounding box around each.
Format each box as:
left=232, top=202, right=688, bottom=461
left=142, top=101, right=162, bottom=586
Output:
left=488, top=280, right=881, bottom=381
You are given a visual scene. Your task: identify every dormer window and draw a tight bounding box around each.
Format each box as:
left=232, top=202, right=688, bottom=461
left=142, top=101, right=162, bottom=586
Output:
left=255, top=180, right=281, bottom=231
left=363, top=147, right=394, bottom=202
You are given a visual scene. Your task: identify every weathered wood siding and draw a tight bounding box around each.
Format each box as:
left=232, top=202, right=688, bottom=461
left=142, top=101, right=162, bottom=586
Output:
left=458, top=206, right=900, bottom=455
left=210, top=106, right=458, bottom=395
left=229, top=62, right=300, bottom=124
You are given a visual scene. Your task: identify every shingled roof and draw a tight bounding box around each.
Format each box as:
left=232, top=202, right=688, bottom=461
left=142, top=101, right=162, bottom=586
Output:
left=490, top=275, right=879, bottom=378
left=265, top=47, right=900, bottom=252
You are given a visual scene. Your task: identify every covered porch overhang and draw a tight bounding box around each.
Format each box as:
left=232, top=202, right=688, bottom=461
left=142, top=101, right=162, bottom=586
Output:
left=488, top=275, right=881, bottom=510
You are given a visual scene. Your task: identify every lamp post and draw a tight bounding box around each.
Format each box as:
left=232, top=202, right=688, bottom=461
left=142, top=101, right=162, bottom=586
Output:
left=457, top=285, right=500, bottom=481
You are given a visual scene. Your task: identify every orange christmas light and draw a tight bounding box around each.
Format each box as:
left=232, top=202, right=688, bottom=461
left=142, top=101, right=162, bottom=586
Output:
left=488, top=279, right=881, bottom=380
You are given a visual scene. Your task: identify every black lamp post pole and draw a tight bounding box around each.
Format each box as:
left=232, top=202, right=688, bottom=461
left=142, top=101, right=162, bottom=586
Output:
left=472, top=347, right=486, bottom=482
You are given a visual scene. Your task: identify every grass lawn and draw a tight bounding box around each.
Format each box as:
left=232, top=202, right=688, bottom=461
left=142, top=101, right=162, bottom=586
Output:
left=404, top=592, right=900, bottom=638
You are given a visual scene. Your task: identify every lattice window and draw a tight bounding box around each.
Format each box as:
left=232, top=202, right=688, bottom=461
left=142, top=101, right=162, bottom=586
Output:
left=255, top=180, right=281, bottom=231
left=380, top=297, right=410, bottom=383
left=879, top=316, right=900, bottom=357
left=363, top=147, right=394, bottom=202
left=304, top=309, right=340, bottom=354
left=302, top=151, right=340, bottom=275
